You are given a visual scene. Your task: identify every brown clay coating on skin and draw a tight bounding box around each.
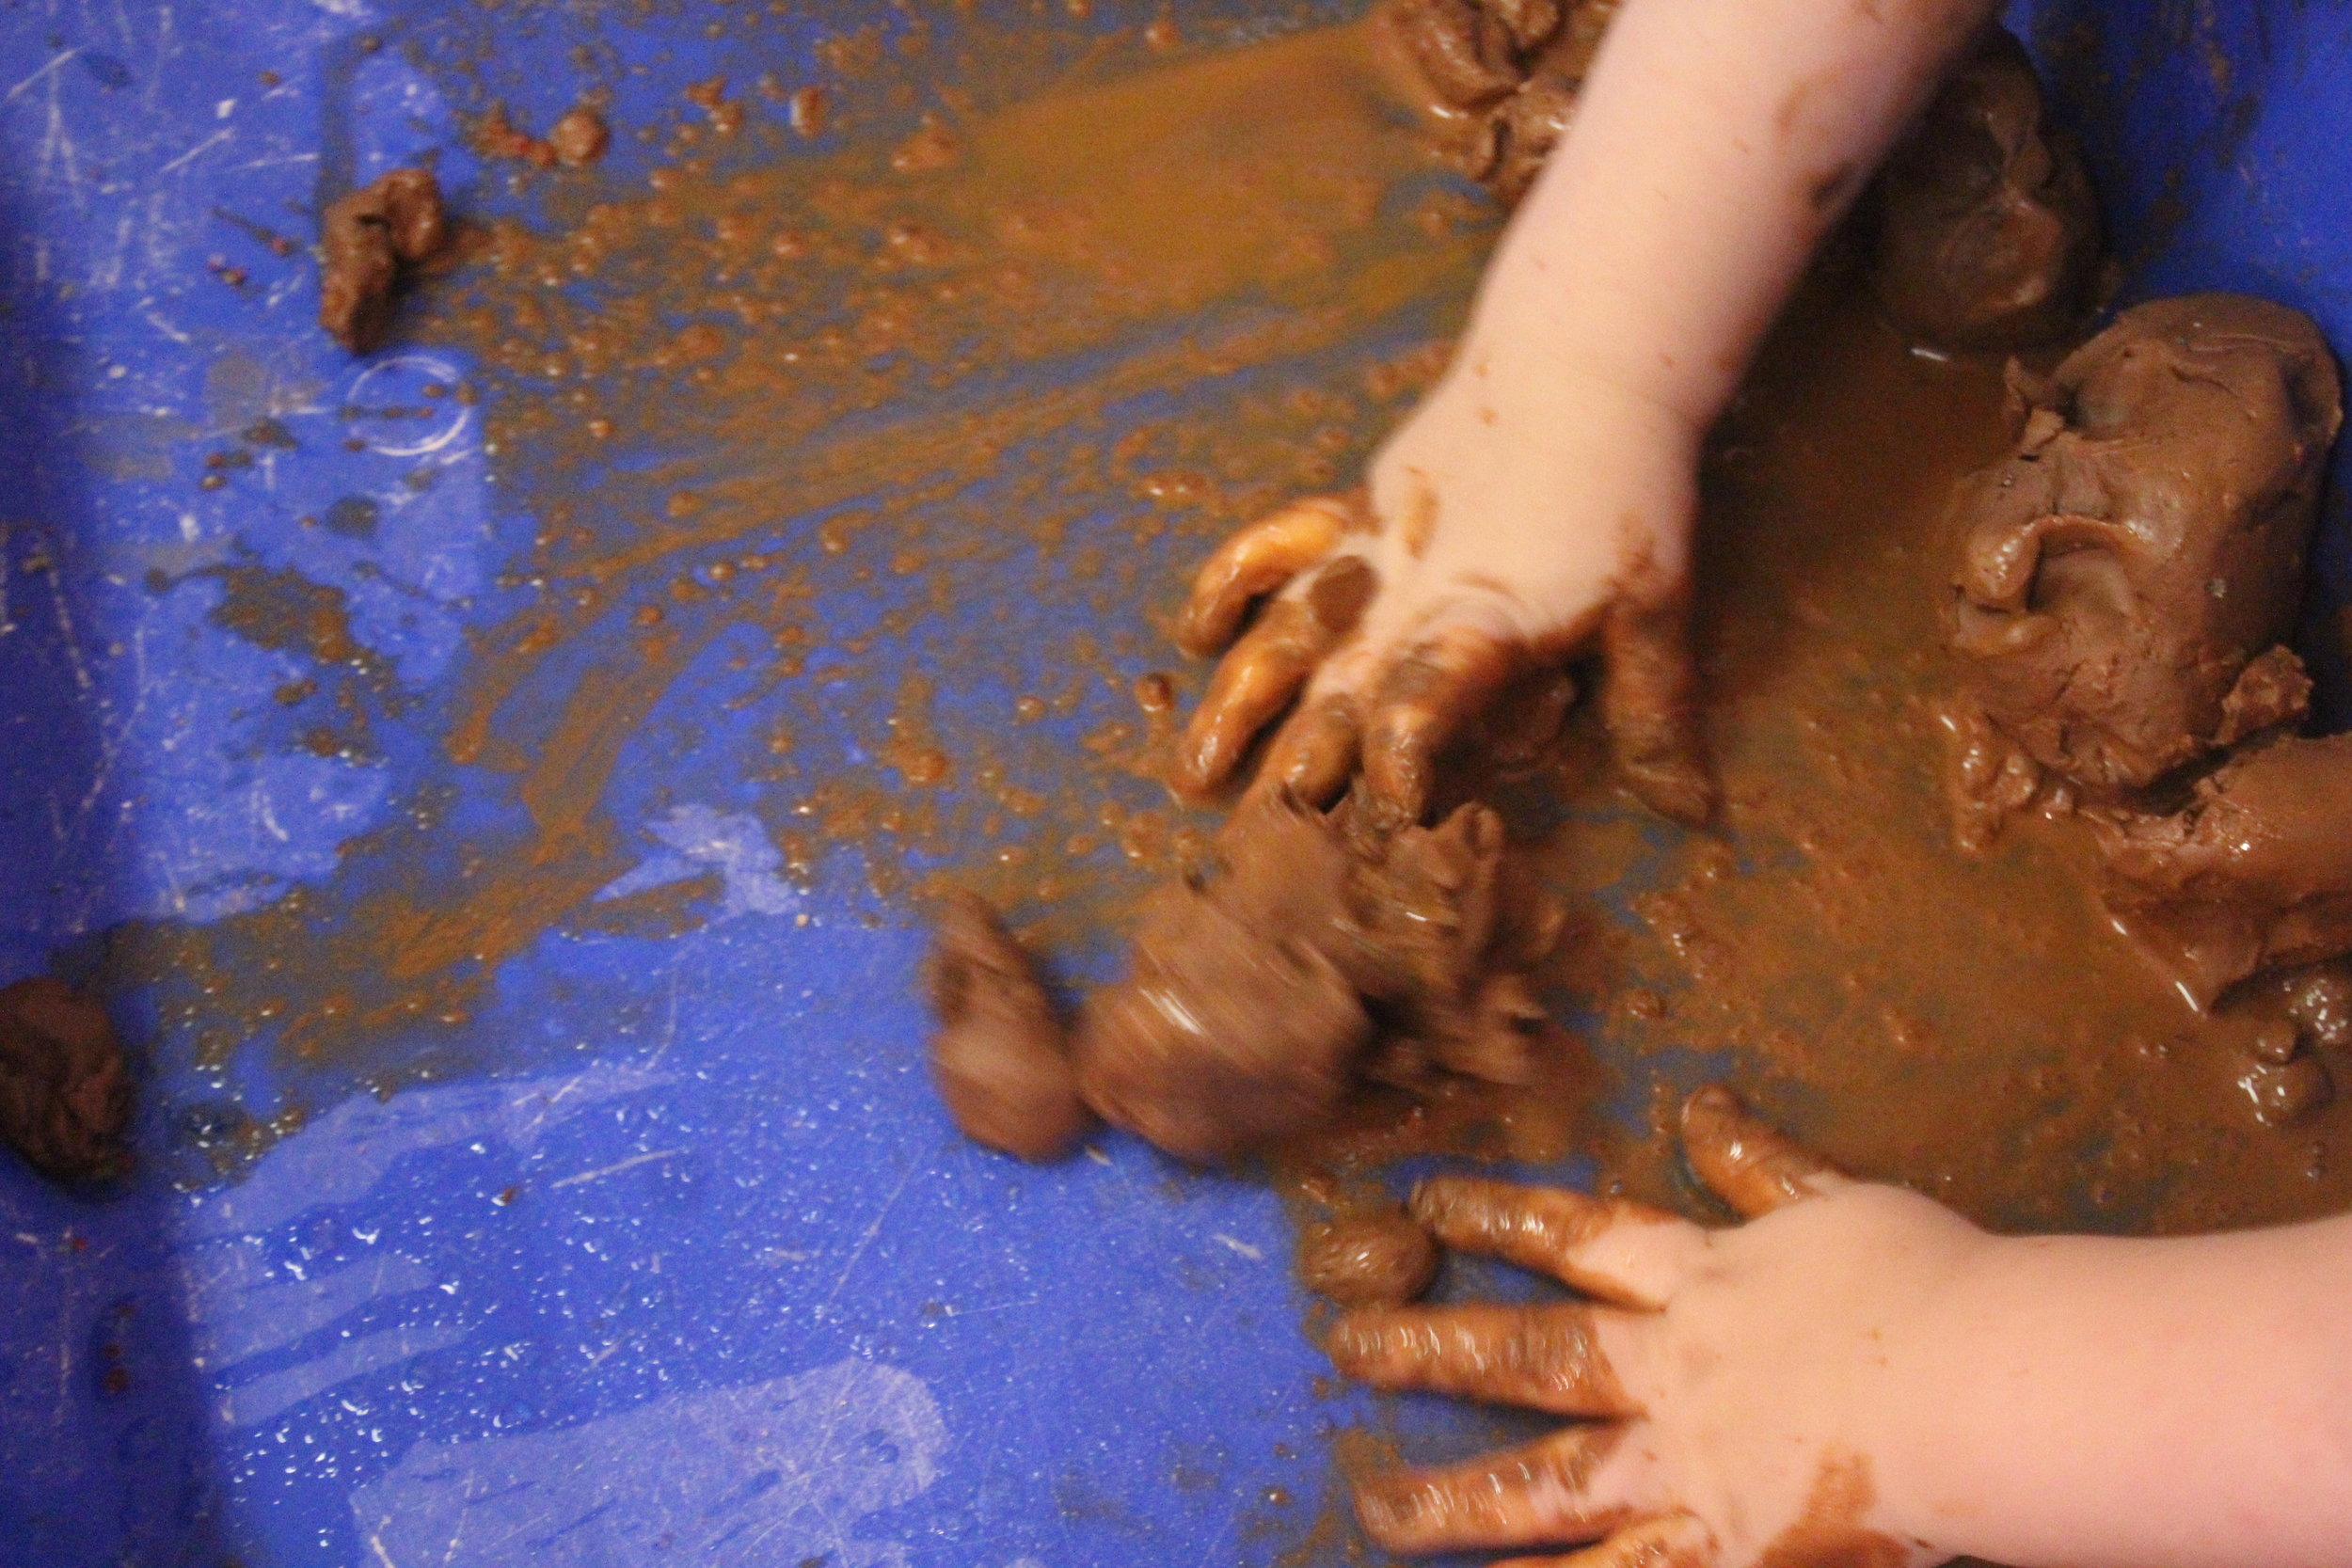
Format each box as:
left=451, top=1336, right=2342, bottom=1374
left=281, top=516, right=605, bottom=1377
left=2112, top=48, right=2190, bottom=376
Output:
left=925, top=890, right=1093, bottom=1161
left=0, top=977, right=133, bottom=1184
left=318, top=167, right=451, bottom=355
left=1297, top=1205, right=1440, bottom=1306
left=1361, top=622, right=1522, bottom=818
left=1512, top=1514, right=1710, bottom=1568
left=1947, top=293, right=2344, bottom=797
left=1753, top=1449, right=1910, bottom=1568
left=1409, top=1173, right=1667, bottom=1283
left=1600, top=588, right=1714, bottom=825
left=1352, top=1423, right=1629, bottom=1553
left=1866, top=24, right=2101, bottom=352
left=1176, top=592, right=1362, bottom=794
left=1327, top=1300, right=1629, bottom=1414
left=1069, top=784, right=1561, bottom=1163
left=1679, top=1084, right=1842, bottom=1217
left=1174, top=499, right=1351, bottom=658
left=2096, top=734, right=2352, bottom=1008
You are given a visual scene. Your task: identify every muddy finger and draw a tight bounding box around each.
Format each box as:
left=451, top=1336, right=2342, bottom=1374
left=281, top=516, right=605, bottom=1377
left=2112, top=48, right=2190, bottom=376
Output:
left=1353, top=1424, right=1645, bottom=1555
left=1491, top=1513, right=1715, bottom=1568
left=1250, top=692, right=1366, bottom=809
left=1679, top=1085, right=1849, bottom=1218
left=1172, top=557, right=1375, bottom=797
left=1326, top=1303, right=1640, bottom=1417
left=1600, top=594, right=1714, bottom=826
left=1362, top=619, right=1522, bottom=821
left=1174, top=496, right=1353, bottom=657
left=1410, top=1176, right=1698, bottom=1308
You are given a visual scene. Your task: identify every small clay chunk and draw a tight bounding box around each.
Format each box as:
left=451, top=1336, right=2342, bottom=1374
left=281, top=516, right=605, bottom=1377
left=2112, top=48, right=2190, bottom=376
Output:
left=1297, top=1205, right=1439, bottom=1307
left=0, top=977, right=133, bottom=1184
left=547, top=106, right=611, bottom=168
left=318, top=167, right=451, bottom=355
left=925, top=891, right=1092, bottom=1161
left=2096, top=735, right=2352, bottom=1007
left=1948, top=294, right=2343, bottom=799
left=1378, top=0, right=1615, bottom=208
left=1070, top=784, right=1563, bottom=1164
left=1866, top=25, right=2101, bottom=352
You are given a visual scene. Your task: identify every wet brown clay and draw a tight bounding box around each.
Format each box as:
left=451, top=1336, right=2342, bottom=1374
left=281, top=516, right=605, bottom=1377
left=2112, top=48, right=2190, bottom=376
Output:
left=925, top=890, right=1093, bottom=1161
left=318, top=167, right=452, bottom=354
left=1948, top=293, right=2343, bottom=800
left=1866, top=25, right=2101, bottom=352
left=2097, top=735, right=2352, bottom=1008
left=1069, top=784, right=1562, bottom=1164
left=0, top=976, right=133, bottom=1184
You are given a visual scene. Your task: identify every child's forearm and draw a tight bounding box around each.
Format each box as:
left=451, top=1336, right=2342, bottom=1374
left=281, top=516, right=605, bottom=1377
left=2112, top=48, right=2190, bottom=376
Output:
left=1469, top=0, right=1995, bottom=427
left=1899, top=1214, right=2352, bottom=1567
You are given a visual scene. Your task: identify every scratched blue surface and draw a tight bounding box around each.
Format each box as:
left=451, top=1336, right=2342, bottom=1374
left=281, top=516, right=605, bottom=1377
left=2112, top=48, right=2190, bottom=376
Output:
left=0, top=2, right=2347, bottom=1566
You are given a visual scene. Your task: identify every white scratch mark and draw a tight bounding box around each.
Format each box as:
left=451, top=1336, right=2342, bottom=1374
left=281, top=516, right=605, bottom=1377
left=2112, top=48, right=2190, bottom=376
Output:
left=367, top=1533, right=398, bottom=1568
left=1212, top=1233, right=1263, bottom=1260
left=159, top=127, right=230, bottom=176
left=139, top=305, right=191, bottom=344
left=6, top=50, right=80, bottom=103
left=548, top=1148, right=678, bottom=1190
left=230, top=150, right=319, bottom=173
left=46, top=562, right=92, bottom=691
left=818, top=1160, right=924, bottom=1320
left=36, top=71, right=88, bottom=212
left=645, top=955, right=682, bottom=1069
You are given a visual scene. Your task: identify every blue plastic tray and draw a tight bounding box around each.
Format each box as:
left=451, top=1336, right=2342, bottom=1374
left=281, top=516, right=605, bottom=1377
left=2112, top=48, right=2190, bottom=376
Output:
left=0, top=3, right=2345, bottom=1565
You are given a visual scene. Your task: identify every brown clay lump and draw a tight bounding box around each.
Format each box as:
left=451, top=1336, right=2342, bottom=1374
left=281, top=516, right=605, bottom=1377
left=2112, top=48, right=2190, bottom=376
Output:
left=1071, top=790, right=1374, bottom=1164
left=0, top=977, right=133, bottom=1184
left=318, top=167, right=451, bottom=355
left=1298, top=1205, right=1439, bottom=1307
left=1866, top=25, right=2101, bottom=352
left=1947, top=294, right=2343, bottom=798
left=480, top=103, right=611, bottom=169
left=1067, top=784, right=1562, bottom=1165
left=2096, top=736, right=2352, bottom=1009
left=925, top=891, right=1093, bottom=1161
left=1378, top=0, right=1617, bottom=208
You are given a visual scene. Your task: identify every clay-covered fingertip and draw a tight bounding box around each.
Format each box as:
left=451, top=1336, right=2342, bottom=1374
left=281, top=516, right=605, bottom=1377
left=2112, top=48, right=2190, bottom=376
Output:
left=1348, top=1475, right=1420, bottom=1544
left=1168, top=721, right=1235, bottom=800
left=1406, top=1173, right=1469, bottom=1217
left=1172, top=600, right=1235, bottom=661
left=1321, top=1308, right=1396, bottom=1370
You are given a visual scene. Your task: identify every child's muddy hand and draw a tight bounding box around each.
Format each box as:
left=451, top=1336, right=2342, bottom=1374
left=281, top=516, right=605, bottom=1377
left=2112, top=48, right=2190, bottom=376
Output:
left=1326, top=1087, right=1992, bottom=1568
left=1170, top=362, right=1713, bottom=823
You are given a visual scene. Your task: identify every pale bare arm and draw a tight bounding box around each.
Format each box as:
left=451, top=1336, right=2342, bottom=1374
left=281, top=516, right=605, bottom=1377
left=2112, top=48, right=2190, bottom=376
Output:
left=1174, top=0, right=1996, bottom=818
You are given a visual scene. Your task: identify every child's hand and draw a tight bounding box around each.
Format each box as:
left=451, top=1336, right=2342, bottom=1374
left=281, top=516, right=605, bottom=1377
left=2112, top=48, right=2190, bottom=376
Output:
left=1169, top=354, right=1712, bottom=824
left=1326, top=1088, right=1991, bottom=1567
